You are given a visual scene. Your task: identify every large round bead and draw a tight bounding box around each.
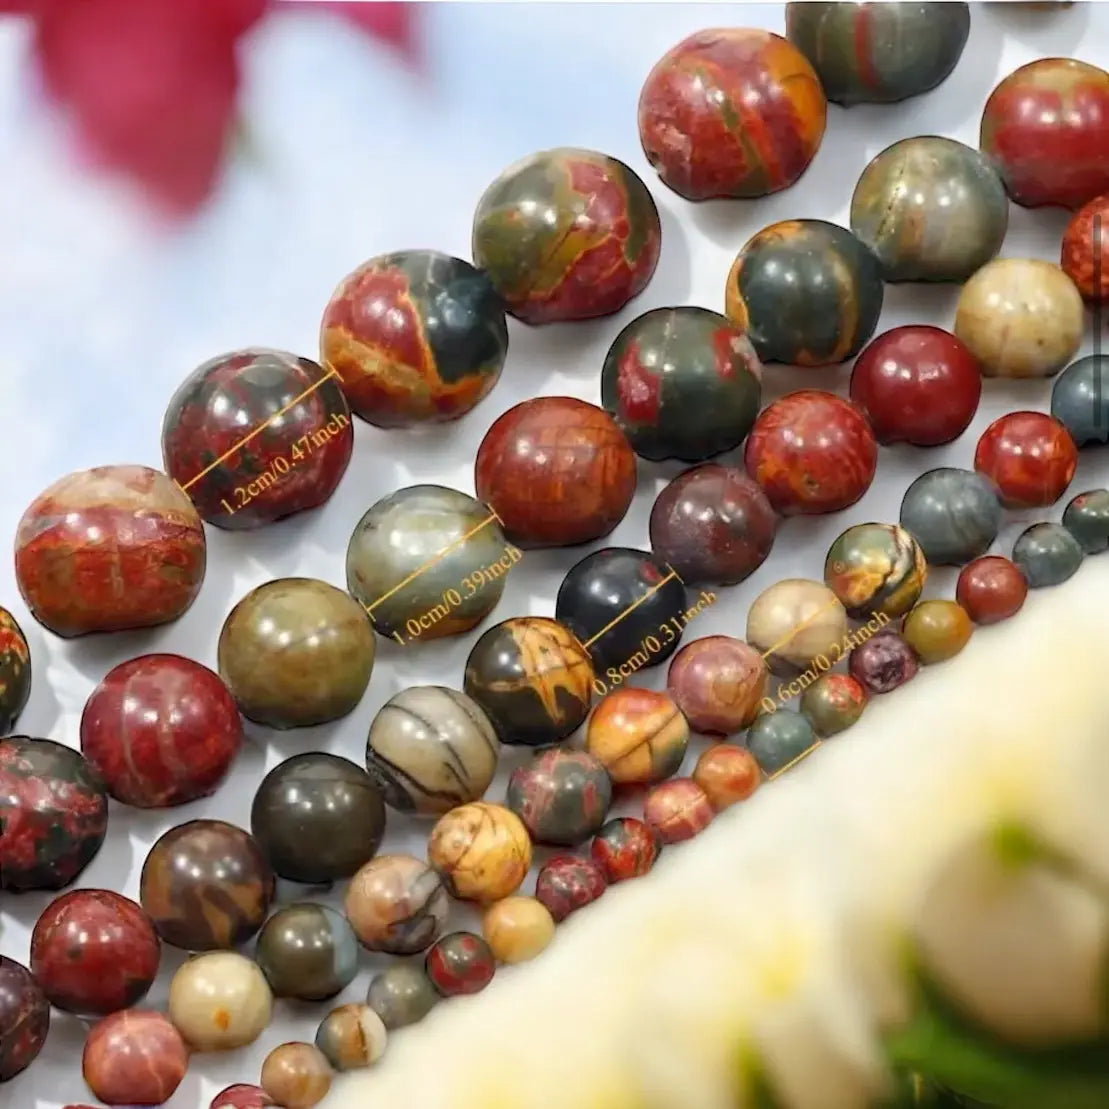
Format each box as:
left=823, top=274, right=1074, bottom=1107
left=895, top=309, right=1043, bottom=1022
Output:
left=140, top=819, right=274, bottom=951
left=0, top=735, right=108, bottom=891
left=600, top=307, right=762, bottom=462
left=0, top=955, right=49, bottom=1081
left=850, top=136, right=1007, bottom=282
left=427, top=801, right=532, bottom=903
left=0, top=608, right=30, bottom=736
left=161, top=347, right=352, bottom=529
left=472, top=147, right=660, bottom=324
left=320, top=250, right=507, bottom=427
left=725, top=220, right=883, bottom=367
left=346, top=485, right=513, bottom=644
left=638, top=28, right=825, bottom=200
left=80, top=653, right=242, bottom=808
left=981, top=57, right=1109, bottom=209
left=745, top=391, right=877, bottom=515
left=14, top=464, right=205, bottom=637
left=474, top=397, right=637, bottom=548
left=785, top=1, right=969, bottom=105
left=900, top=468, right=1003, bottom=566
left=824, top=523, right=927, bottom=619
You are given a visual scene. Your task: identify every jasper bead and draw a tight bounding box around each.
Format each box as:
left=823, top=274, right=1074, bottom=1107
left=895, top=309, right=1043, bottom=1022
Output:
left=428, top=801, right=533, bottom=903
left=849, top=326, right=982, bottom=447
left=14, top=464, right=205, bottom=638
left=585, top=687, right=689, bottom=785
left=824, top=522, right=927, bottom=620
left=956, top=557, right=1029, bottom=625
left=425, top=932, right=496, bottom=996
left=643, top=777, right=714, bottom=844
left=648, top=464, right=777, bottom=586
left=1012, top=523, right=1085, bottom=588
left=786, top=1, right=969, bottom=106
left=746, top=579, right=848, bottom=677
left=902, top=601, right=973, bottom=664
left=168, top=951, right=273, bottom=1051
left=482, top=896, right=557, bottom=964
left=535, top=855, right=607, bottom=922
left=799, top=673, right=868, bottom=737
left=746, top=708, right=818, bottom=775
left=1061, top=193, right=1109, bottom=299
left=590, top=817, right=660, bottom=882
left=366, top=963, right=439, bottom=1029
left=745, top=391, right=877, bottom=515
left=211, top=1085, right=274, bottom=1109
left=666, top=636, right=768, bottom=735
left=254, top=903, right=359, bottom=1002
left=981, top=57, right=1109, bottom=209
left=344, top=854, right=449, bottom=955
left=954, top=259, right=1084, bottom=379
left=315, top=1003, right=387, bottom=1071
left=261, top=1042, right=332, bottom=1109
left=80, top=653, right=243, bottom=809
left=692, top=745, right=761, bottom=811
left=251, top=752, right=386, bottom=884
left=1051, top=356, right=1109, bottom=446
left=850, top=136, right=1007, bottom=283
left=30, top=889, right=160, bottom=1015
left=211, top=1086, right=274, bottom=1109
left=1064, top=489, right=1109, bottom=553
left=0, top=955, right=49, bottom=1081
left=900, top=468, right=1002, bottom=566
left=0, top=609, right=30, bottom=736
left=82, top=1010, right=187, bottom=1106
left=638, top=28, right=826, bottom=200
left=507, top=748, right=612, bottom=846
left=848, top=631, right=920, bottom=695
left=974, top=412, right=1077, bottom=509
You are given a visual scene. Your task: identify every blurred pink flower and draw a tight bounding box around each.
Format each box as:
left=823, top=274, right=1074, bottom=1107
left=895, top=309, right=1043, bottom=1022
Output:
left=3, top=0, right=418, bottom=213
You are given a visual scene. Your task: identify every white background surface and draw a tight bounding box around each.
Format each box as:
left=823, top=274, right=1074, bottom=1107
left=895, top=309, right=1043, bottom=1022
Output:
left=1, top=3, right=1108, bottom=1106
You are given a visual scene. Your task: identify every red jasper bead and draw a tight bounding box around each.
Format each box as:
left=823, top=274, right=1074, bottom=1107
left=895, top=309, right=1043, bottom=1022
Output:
left=850, top=326, right=982, bottom=446
left=31, top=890, right=161, bottom=1015
left=744, top=390, right=877, bottom=515
left=1061, top=193, right=1109, bottom=300
left=981, top=57, right=1109, bottom=209
left=80, top=653, right=243, bottom=808
left=974, top=411, right=1078, bottom=509
left=956, top=556, right=1029, bottom=625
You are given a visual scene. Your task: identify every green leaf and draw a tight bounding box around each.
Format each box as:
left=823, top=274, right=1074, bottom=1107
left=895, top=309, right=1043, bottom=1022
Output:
left=886, top=975, right=1109, bottom=1109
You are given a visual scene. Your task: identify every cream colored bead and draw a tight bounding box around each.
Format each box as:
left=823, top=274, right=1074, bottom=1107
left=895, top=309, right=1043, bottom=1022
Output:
left=483, top=896, right=556, bottom=964
left=168, top=950, right=273, bottom=1051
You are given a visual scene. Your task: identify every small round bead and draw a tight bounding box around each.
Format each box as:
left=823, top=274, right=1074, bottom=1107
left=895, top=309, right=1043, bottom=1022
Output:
left=746, top=709, right=817, bottom=775
left=665, top=635, right=768, bottom=735
left=643, top=777, right=714, bottom=844
left=692, top=746, right=760, bottom=811
left=902, top=601, right=973, bottom=664
left=799, top=673, right=868, bottom=737
left=746, top=579, right=848, bottom=676
left=344, top=854, right=449, bottom=955
left=425, top=932, right=496, bottom=996
left=956, top=556, right=1029, bottom=624
left=824, top=523, right=927, bottom=619
left=535, top=855, right=608, bottom=922
left=585, top=687, right=689, bottom=784
left=366, top=962, right=439, bottom=1030
left=261, top=1042, right=333, bottom=1109
left=506, top=748, right=613, bottom=846
left=168, top=950, right=273, bottom=1051
left=315, top=1003, right=387, bottom=1072
left=1012, top=522, right=1085, bottom=588
left=482, top=896, right=557, bottom=964
left=254, top=902, right=358, bottom=1002
left=848, top=631, right=920, bottom=694
left=590, top=817, right=660, bottom=881
left=82, top=1010, right=188, bottom=1106
left=211, top=1084, right=274, bottom=1109
left=1063, top=489, right=1109, bottom=553
left=427, top=801, right=533, bottom=903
